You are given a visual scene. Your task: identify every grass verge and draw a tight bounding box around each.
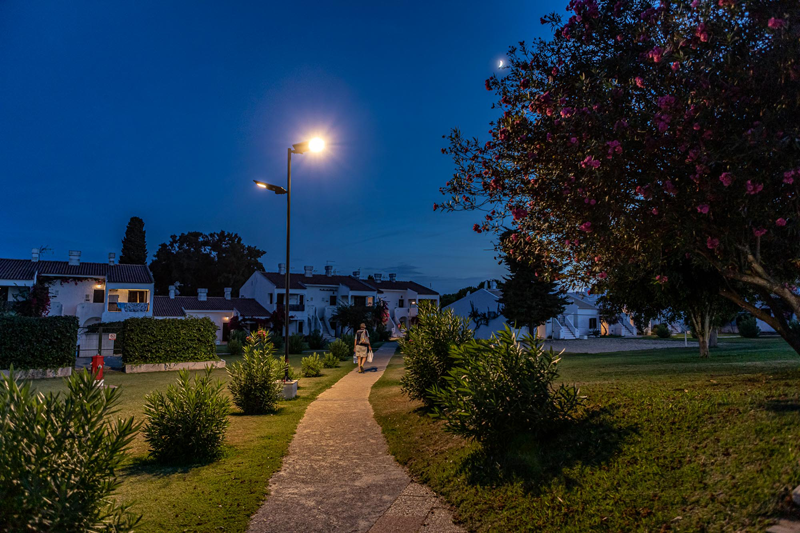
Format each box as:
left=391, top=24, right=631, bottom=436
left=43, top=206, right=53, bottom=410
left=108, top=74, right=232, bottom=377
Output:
left=31, top=353, right=353, bottom=532
left=370, top=337, right=800, bottom=531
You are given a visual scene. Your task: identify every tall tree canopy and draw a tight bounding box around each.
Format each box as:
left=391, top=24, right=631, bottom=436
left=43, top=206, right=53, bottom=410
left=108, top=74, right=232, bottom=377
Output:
left=119, top=217, right=148, bottom=265
left=500, top=251, right=568, bottom=335
left=440, top=0, right=800, bottom=353
left=149, top=231, right=266, bottom=296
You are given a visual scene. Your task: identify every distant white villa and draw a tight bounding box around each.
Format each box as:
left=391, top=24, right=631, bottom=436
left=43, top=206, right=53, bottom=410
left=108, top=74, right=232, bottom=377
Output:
left=444, top=282, right=637, bottom=340
left=239, top=264, right=440, bottom=337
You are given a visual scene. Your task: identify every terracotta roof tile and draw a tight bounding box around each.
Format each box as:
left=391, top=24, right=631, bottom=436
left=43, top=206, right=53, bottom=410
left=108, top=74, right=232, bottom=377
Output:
left=0, top=258, right=153, bottom=284
left=153, top=296, right=270, bottom=317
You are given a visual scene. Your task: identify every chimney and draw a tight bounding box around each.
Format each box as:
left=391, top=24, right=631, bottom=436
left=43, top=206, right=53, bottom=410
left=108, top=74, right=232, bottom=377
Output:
left=31, top=248, right=40, bottom=263
left=68, top=250, right=81, bottom=266
left=374, top=273, right=382, bottom=283
left=224, top=287, right=232, bottom=300
left=168, top=285, right=176, bottom=299
left=278, top=263, right=286, bottom=275
left=352, top=270, right=361, bottom=279
left=324, top=265, right=333, bottom=277
left=304, top=266, right=313, bottom=278
left=388, top=273, right=397, bottom=282
left=108, top=252, right=116, bottom=266
left=197, top=288, right=208, bottom=301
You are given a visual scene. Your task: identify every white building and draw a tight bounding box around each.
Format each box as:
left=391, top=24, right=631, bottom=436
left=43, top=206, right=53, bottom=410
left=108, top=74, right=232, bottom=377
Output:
left=0, top=249, right=155, bottom=356
left=239, top=265, right=440, bottom=337
left=444, top=284, right=637, bottom=340
left=0, top=249, right=154, bottom=327
left=153, top=286, right=270, bottom=344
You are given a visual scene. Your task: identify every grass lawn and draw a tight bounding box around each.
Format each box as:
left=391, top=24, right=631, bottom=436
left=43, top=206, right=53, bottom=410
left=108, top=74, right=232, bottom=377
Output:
left=370, top=337, right=800, bottom=532
left=30, top=353, right=355, bottom=532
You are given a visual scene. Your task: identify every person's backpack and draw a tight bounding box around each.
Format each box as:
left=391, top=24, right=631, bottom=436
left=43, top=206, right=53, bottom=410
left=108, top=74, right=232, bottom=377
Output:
left=357, top=330, right=369, bottom=345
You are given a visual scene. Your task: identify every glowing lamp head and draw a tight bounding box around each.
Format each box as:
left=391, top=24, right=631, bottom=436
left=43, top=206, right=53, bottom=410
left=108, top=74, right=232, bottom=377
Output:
left=255, top=181, right=268, bottom=189
left=308, top=137, right=325, bottom=152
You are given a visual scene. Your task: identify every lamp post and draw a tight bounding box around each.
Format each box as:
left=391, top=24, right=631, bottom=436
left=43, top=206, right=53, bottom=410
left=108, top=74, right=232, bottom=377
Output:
left=254, top=137, right=325, bottom=381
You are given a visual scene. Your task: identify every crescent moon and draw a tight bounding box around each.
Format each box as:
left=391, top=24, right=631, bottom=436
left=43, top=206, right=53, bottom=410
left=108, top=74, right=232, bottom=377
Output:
left=498, top=60, right=504, bottom=68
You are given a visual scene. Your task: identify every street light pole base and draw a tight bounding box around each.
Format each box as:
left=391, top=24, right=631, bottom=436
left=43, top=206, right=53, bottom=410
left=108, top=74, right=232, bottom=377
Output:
left=279, top=379, right=298, bottom=400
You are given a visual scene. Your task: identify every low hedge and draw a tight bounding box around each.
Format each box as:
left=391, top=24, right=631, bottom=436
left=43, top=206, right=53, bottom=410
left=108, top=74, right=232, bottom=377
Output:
left=122, top=317, right=217, bottom=365
left=0, top=316, right=78, bottom=369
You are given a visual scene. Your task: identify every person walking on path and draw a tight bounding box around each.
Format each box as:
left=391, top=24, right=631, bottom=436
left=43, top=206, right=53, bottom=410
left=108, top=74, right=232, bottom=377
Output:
left=354, top=323, right=371, bottom=373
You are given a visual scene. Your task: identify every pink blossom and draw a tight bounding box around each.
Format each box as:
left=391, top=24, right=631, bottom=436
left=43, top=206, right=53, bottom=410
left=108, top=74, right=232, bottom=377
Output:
left=691, top=0, right=699, bottom=7
left=647, top=46, right=663, bottom=63
left=561, top=107, right=575, bottom=118
left=768, top=17, right=786, bottom=29
left=671, top=61, right=680, bottom=71
left=597, top=272, right=608, bottom=280
left=606, top=140, right=622, bottom=158
left=784, top=170, right=795, bottom=184
left=655, top=275, right=668, bottom=284
left=581, top=155, right=601, bottom=169
left=707, top=237, right=720, bottom=249
left=719, top=172, right=733, bottom=186
left=745, top=180, right=764, bottom=195
left=485, top=79, right=492, bottom=91
left=570, top=137, right=578, bottom=145
left=753, top=227, right=767, bottom=237
left=695, top=23, right=709, bottom=42
left=635, top=77, right=645, bottom=88
left=473, top=224, right=482, bottom=233
left=579, top=221, right=593, bottom=232
left=697, top=204, right=710, bottom=214
left=652, top=208, right=659, bottom=215
left=511, top=207, right=528, bottom=221
left=664, top=181, right=677, bottom=195
left=433, top=203, right=438, bottom=211
left=776, top=218, right=787, bottom=227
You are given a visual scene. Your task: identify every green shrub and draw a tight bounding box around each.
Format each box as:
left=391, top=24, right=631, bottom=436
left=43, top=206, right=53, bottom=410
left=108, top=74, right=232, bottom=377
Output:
left=654, top=323, right=671, bottom=338
left=329, top=339, right=351, bottom=361
left=301, top=353, right=323, bottom=377
left=288, top=333, right=306, bottom=354
left=322, top=352, right=340, bottom=368
left=340, top=333, right=356, bottom=354
left=398, top=302, right=473, bottom=408
left=429, top=327, right=583, bottom=451
left=738, top=316, right=761, bottom=338
left=307, top=329, right=326, bottom=350
left=123, top=317, right=217, bottom=365
left=143, top=369, right=230, bottom=463
left=227, top=338, right=243, bottom=356
left=0, top=369, right=140, bottom=531
left=229, top=329, right=248, bottom=345
left=369, top=328, right=382, bottom=345
left=0, top=315, right=78, bottom=369
left=270, top=333, right=284, bottom=351
left=227, top=337, right=283, bottom=414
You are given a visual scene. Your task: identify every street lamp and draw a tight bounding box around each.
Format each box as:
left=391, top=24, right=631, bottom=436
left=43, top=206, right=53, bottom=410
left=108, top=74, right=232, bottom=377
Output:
left=254, top=137, right=325, bottom=381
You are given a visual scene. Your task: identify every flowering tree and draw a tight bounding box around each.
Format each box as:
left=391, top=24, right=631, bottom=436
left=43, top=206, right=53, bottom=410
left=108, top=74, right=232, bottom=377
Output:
left=440, top=0, right=800, bottom=352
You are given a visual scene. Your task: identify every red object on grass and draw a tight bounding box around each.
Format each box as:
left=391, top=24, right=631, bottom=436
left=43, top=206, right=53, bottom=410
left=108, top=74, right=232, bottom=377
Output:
left=91, top=354, right=104, bottom=381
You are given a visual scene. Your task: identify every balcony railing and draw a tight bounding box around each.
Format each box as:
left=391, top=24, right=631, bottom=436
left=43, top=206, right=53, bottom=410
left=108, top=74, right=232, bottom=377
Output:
left=108, top=302, right=150, bottom=313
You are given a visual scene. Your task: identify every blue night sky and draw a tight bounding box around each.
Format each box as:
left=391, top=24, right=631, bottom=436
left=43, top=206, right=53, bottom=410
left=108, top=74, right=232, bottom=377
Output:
left=0, top=0, right=554, bottom=294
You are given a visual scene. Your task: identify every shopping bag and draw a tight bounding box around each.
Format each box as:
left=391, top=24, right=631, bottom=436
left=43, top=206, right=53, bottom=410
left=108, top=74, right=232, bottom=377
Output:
left=367, top=349, right=374, bottom=363
left=353, top=353, right=357, bottom=364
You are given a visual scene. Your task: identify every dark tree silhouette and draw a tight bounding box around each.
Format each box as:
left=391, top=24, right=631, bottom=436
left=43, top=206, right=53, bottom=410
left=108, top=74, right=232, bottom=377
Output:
left=149, top=231, right=266, bottom=296
left=500, top=253, right=568, bottom=336
left=119, top=217, right=148, bottom=264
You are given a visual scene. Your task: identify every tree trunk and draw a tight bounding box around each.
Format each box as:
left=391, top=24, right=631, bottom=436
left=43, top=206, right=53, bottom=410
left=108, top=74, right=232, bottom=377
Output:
left=689, top=308, right=712, bottom=358
left=709, top=328, right=718, bottom=348
left=719, top=288, right=800, bottom=355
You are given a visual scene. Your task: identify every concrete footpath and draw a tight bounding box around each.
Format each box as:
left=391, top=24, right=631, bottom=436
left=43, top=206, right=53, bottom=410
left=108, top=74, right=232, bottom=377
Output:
left=247, top=342, right=462, bottom=533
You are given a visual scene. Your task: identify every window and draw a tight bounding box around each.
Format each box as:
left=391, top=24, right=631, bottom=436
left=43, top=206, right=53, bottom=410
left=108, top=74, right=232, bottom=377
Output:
left=298, top=322, right=304, bottom=334
left=330, top=295, right=337, bottom=306
left=93, top=289, right=105, bottom=303
left=367, top=297, right=374, bottom=306
left=128, top=290, right=147, bottom=303
left=277, top=293, right=284, bottom=305
left=589, top=318, right=598, bottom=329
left=353, top=296, right=366, bottom=306
left=398, top=298, right=405, bottom=308
left=269, top=294, right=273, bottom=304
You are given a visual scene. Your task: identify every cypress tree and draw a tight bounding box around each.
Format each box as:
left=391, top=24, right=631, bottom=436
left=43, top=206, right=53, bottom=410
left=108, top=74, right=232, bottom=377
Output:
left=119, top=217, right=148, bottom=264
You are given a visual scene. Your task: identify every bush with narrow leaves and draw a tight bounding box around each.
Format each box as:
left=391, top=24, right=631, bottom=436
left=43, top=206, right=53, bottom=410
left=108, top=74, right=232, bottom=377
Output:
left=738, top=316, right=761, bottom=338
left=143, top=368, right=230, bottom=463
left=429, top=327, right=583, bottom=452
left=288, top=333, right=306, bottom=354
left=227, top=336, right=283, bottom=414
left=322, top=352, right=340, bottom=368
left=654, top=324, right=671, bottom=338
left=340, top=333, right=356, bottom=354
left=307, top=329, right=326, bottom=350
left=301, top=353, right=323, bottom=377
left=399, top=301, right=473, bottom=408
left=227, top=338, right=243, bottom=356
left=0, top=369, right=140, bottom=531
left=329, top=339, right=351, bottom=361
